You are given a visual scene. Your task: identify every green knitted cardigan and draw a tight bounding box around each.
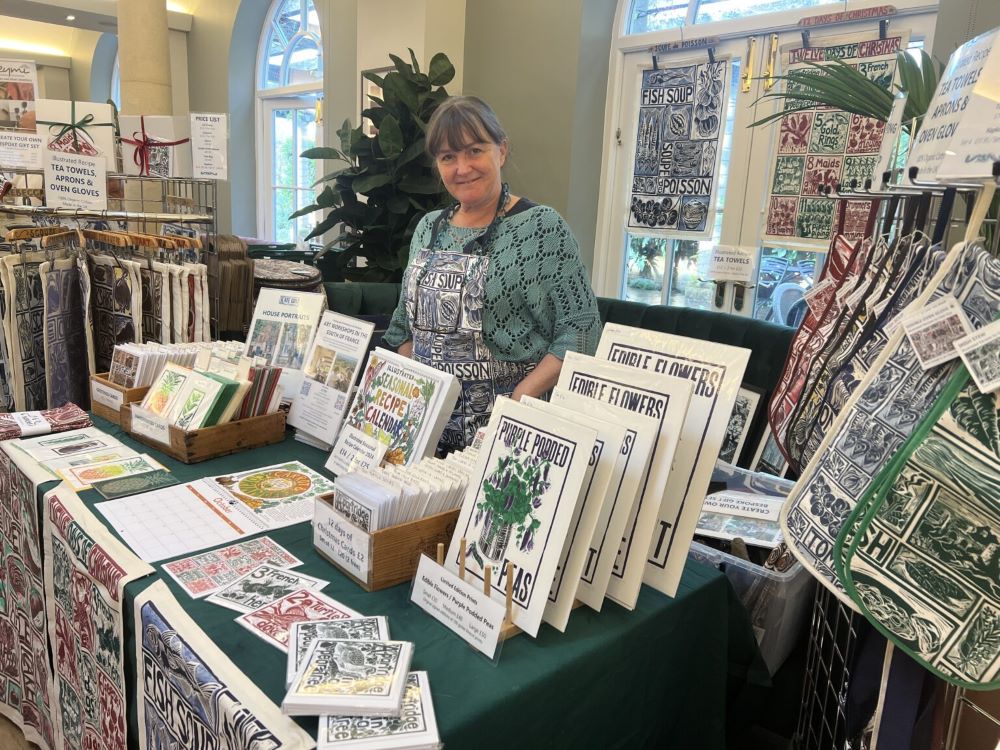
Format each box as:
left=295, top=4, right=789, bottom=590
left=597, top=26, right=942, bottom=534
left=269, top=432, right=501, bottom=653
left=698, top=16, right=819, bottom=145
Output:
left=384, top=202, right=601, bottom=362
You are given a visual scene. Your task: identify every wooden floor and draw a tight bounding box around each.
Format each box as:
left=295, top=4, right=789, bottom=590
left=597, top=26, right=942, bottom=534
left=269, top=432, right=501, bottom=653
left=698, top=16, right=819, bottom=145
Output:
left=0, top=714, right=35, bottom=749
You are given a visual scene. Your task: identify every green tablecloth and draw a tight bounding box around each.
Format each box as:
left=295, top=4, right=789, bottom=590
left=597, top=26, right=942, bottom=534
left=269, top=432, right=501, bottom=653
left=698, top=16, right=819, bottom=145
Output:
left=69, top=415, right=769, bottom=749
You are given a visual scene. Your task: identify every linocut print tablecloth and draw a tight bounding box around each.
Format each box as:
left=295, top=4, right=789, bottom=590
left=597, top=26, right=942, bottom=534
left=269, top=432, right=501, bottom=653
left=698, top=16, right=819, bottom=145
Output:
left=780, top=242, right=1000, bottom=606
left=762, top=32, right=907, bottom=246
left=842, top=373, right=1000, bottom=689
left=0, top=442, right=57, bottom=750
left=133, top=580, right=313, bottom=750
left=44, top=487, right=154, bottom=750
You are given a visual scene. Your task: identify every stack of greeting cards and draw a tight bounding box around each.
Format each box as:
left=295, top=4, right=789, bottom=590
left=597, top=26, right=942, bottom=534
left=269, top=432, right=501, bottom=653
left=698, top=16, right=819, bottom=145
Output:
left=326, top=348, right=459, bottom=475
left=288, top=311, right=375, bottom=451
left=332, top=447, right=476, bottom=532
left=244, top=288, right=327, bottom=401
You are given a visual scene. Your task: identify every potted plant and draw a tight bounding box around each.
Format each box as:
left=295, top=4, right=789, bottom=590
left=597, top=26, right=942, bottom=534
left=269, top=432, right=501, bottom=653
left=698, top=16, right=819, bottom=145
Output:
left=751, top=50, right=941, bottom=138
left=472, top=451, right=551, bottom=566
left=291, top=50, right=455, bottom=281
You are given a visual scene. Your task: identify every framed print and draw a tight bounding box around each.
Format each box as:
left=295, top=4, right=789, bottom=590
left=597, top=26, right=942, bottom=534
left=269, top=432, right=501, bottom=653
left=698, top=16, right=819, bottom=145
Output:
left=360, top=66, right=392, bottom=138
left=718, top=384, right=764, bottom=466
left=750, top=426, right=789, bottom=478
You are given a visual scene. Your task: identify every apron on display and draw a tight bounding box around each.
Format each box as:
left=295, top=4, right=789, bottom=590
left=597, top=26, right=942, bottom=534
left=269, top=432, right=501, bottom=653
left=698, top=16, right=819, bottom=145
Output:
left=406, top=194, right=535, bottom=452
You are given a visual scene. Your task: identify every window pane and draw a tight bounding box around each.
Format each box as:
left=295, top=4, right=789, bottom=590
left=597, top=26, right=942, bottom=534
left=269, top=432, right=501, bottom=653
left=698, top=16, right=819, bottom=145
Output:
left=296, top=189, right=318, bottom=241
left=627, top=0, right=688, bottom=34
left=669, top=240, right=715, bottom=309
left=274, top=188, right=295, bottom=243
left=752, top=247, right=827, bottom=325
left=296, top=107, right=317, bottom=188
left=624, top=234, right=668, bottom=304
left=286, top=36, right=322, bottom=86
left=275, top=0, right=303, bottom=42
left=694, top=0, right=838, bottom=24
left=263, top=30, right=284, bottom=88
left=273, top=109, right=295, bottom=187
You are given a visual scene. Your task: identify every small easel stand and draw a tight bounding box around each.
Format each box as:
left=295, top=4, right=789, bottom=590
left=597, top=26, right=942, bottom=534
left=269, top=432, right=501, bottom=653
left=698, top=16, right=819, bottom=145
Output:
left=437, top=539, right=522, bottom=641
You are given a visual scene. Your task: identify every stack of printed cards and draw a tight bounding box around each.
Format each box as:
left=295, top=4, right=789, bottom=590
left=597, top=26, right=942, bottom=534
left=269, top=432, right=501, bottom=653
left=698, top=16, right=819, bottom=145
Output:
left=283, top=639, right=414, bottom=717
left=317, top=672, right=441, bottom=750
left=109, top=342, right=201, bottom=388
left=286, top=617, right=391, bottom=687
left=326, top=348, right=460, bottom=475
left=332, top=450, right=475, bottom=532
left=235, top=589, right=362, bottom=652
left=206, top=563, right=329, bottom=612
left=162, top=536, right=303, bottom=598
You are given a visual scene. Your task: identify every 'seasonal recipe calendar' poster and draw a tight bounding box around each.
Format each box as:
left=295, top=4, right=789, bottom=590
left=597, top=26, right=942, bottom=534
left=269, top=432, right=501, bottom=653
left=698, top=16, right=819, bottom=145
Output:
left=762, top=32, right=909, bottom=246
left=628, top=57, right=730, bottom=237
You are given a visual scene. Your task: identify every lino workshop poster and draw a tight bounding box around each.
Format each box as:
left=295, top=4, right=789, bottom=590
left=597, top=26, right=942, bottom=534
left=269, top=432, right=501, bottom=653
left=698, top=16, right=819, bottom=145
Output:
left=763, top=32, right=908, bottom=245
left=629, top=57, right=730, bottom=237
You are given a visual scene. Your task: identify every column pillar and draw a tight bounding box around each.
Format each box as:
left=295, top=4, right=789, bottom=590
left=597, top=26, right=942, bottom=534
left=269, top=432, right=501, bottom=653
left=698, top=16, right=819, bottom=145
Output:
left=117, top=0, right=173, bottom=115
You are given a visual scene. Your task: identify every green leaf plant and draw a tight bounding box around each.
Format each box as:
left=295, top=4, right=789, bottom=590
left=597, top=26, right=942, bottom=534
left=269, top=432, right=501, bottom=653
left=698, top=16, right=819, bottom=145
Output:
left=293, top=50, right=455, bottom=281
left=750, top=50, right=942, bottom=138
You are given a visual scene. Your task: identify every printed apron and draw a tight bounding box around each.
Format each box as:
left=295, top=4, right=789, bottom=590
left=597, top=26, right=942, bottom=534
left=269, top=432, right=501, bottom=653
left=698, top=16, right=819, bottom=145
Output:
left=405, top=238, right=533, bottom=452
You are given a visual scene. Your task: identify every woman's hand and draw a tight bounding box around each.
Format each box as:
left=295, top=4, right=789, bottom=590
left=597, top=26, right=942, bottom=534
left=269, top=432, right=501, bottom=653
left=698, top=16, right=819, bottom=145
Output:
left=397, top=340, right=414, bottom=358
left=510, top=353, right=563, bottom=401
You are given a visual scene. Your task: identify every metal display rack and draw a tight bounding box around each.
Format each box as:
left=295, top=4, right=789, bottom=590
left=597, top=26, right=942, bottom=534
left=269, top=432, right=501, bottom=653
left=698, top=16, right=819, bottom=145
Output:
left=0, top=169, right=221, bottom=336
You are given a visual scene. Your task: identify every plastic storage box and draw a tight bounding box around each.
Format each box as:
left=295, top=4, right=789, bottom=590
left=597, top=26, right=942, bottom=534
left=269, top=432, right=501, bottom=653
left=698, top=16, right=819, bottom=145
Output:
left=688, top=540, right=814, bottom=675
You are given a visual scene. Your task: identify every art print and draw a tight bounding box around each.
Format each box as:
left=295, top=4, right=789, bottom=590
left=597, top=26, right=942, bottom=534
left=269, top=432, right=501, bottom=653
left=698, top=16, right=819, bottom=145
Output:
left=594, top=326, right=750, bottom=598
left=0, top=59, right=38, bottom=130
left=719, top=385, right=763, bottom=465
left=235, top=588, right=363, bottom=651
left=763, top=32, right=907, bottom=245
left=956, top=319, right=1000, bottom=394
left=211, top=460, right=335, bottom=510
left=751, top=427, right=789, bottom=477
left=447, top=399, right=595, bottom=635
left=161, top=536, right=301, bottom=598
left=288, top=639, right=408, bottom=700
left=134, top=581, right=313, bottom=750
left=206, top=563, right=328, bottom=613
left=43, top=488, right=154, bottom=750
left=319, top=672, right=439, bottom=749
left=287, top=617, right=391, bottom=687
left=628, top=58, right=730, bottom=237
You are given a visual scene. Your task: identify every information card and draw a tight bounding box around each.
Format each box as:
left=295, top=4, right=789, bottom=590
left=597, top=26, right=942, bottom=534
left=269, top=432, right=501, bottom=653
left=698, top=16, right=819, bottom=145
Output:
left=190, top=112, right=228, bottom=180
left=0, top=132, right=43, bottom=169
left=43, top=151, right=106, bottom=210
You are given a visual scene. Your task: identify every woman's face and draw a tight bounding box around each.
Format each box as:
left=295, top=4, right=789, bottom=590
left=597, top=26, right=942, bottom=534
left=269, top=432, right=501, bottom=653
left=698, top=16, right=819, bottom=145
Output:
left=435, top=137, right=507, bottom=210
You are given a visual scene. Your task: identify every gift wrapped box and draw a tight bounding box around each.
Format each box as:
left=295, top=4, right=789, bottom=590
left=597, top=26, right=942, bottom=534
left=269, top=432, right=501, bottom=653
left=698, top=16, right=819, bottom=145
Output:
left=119, top=115, right=193, bottom=178
left=35, top=99, right=117, bottom=173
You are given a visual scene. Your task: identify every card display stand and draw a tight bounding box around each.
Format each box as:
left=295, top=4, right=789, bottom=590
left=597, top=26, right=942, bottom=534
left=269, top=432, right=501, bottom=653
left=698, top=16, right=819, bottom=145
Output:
left=444, top=540, right=523, bottom=642
left=90, top=373, right=150, bottom=426
left=314, top=493, right=459, bottom=592
left=121, top=405, right=286, bottom=463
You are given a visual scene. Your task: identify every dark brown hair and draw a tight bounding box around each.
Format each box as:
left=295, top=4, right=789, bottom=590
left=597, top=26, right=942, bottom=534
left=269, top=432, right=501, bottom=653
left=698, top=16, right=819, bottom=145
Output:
left=425, top=96, right=508, bottom=158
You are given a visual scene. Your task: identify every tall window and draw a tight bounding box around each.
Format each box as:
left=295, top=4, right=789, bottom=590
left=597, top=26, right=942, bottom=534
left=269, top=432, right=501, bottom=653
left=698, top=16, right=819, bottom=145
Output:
left=596, top=0, right=939, bottom=323
left=111, top=54, right=120, bottom=109
left=257, top=0, right=323, bottom=244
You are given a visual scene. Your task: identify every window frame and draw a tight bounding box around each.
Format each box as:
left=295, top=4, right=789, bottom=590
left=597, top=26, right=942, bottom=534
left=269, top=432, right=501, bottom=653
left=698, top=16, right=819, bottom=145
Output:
left=593, top=0, right=940, bottom=300
left=254, top=0, right=325, bottom=244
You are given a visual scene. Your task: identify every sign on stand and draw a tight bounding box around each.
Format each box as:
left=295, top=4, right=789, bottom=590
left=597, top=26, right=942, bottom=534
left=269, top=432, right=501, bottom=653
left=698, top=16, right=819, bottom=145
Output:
left=190, top=113, right=229, bottom=180
left=43, top=151, right=106, bottom=211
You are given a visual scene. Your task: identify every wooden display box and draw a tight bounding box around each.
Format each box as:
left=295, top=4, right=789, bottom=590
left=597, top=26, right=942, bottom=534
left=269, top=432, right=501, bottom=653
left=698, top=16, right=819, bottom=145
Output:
left=89, top=373, right=149, bottom=426
left=314, top=493, right=460, bottom=592
left=121, top=405, right=287, bottom=464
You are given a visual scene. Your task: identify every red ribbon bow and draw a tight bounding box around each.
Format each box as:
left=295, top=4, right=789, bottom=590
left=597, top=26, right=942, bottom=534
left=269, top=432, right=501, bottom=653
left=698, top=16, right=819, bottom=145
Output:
left=121, top=115, right=190, bottom=176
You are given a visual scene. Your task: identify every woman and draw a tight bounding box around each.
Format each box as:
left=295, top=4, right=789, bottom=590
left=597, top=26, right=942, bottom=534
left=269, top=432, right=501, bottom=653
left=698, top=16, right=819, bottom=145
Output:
left=384, top=96, right=601, bottom=451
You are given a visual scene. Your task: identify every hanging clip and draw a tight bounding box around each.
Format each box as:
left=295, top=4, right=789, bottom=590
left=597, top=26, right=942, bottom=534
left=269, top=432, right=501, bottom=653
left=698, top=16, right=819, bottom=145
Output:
left=707, top=47, right=716, bottom=65
left=652, top=49, right=659, bottom=71
left=801, top=30, right=810, bottom=49
left=879, top=19, right=889, bottom=40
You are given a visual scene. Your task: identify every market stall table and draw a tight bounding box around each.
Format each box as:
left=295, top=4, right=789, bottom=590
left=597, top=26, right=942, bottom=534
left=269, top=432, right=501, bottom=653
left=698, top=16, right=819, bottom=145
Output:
left=16, top=415, right=769, bottom=749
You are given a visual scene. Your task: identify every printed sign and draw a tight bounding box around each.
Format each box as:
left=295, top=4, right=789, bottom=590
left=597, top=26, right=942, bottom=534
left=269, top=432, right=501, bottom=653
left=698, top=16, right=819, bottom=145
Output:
left=190, top=112, right=228, bottom=180
left=0, top=131, right=43, bottom=169
left=704, top=245, right=755, bottom=283
left=763, top=33, right=907, bottom=245
left=43, top=151, right=107, bottom=211
left=628, top=58, right=730, bottom=237
left=873, top=92, right=908, bottom=184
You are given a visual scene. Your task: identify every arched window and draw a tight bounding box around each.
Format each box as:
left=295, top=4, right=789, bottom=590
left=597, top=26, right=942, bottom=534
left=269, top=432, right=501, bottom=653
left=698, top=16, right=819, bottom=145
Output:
left=111, top=54, right=120, bottom=109
left=256, top=0, right=323, bottom=244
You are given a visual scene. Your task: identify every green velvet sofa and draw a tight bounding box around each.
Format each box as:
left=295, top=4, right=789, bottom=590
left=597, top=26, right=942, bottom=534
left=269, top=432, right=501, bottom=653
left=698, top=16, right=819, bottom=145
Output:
left=323, top=281, right=795, bottom=465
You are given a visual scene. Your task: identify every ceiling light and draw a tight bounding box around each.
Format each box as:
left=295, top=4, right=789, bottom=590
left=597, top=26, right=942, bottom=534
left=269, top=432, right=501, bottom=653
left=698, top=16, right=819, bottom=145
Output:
left=66, top=14, right=76, bottom=21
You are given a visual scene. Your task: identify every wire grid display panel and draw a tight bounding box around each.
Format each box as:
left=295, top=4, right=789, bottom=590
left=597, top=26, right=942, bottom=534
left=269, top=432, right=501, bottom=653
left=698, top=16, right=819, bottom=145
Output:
left=942, top=684, right=1000, bottom=750
left=794, top=585, right=870, bottom=750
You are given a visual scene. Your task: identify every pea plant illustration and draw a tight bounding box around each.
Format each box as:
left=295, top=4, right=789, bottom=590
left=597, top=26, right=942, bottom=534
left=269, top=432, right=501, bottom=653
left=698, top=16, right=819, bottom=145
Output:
left=469, top=448, right=551, bottom=567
